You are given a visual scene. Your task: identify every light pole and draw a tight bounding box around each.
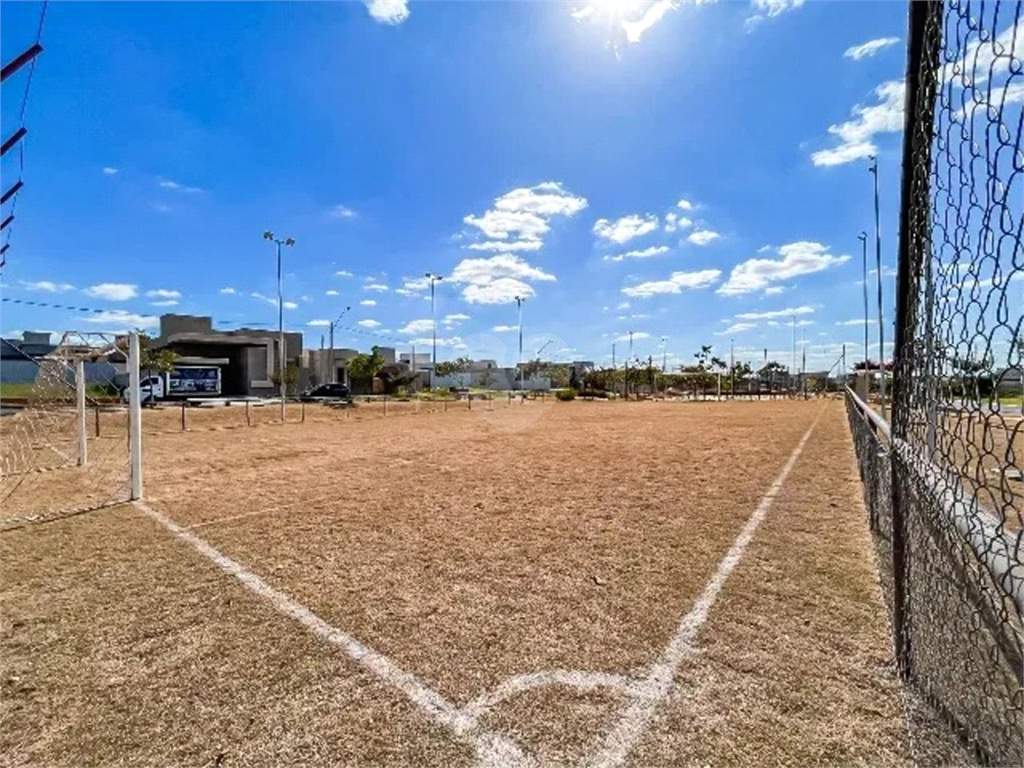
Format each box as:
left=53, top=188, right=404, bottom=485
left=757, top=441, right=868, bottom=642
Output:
left=515, top=295, right=525, bottom=392
left=263, top=230, right=295, bottom=420
left=859, top=232, right=869, bottom=370
left=628, top=330, right=634, bottom=399
left=869, top=156, right=886, bottom=418
left=328, top=305, right=352, bottom=384
left=730, top=337, right=735, bottom=399
left=791, top=314, right=797, bottom=397
left=425, top=273, right=443, bottom=389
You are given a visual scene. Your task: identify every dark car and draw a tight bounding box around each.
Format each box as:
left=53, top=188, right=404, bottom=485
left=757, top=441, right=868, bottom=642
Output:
left=299, top=383, right=351, bottom=401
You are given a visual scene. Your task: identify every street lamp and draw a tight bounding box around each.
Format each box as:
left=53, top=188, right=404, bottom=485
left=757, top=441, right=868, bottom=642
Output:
left=868, top=156, right=886, bottom=418
left=514, top=295, right=525, bottom=392
left=263, top=230, right=295, bottom=420
left=425, top=273, right=443, bottom=388
left=858, top=231, right=869, bottom=370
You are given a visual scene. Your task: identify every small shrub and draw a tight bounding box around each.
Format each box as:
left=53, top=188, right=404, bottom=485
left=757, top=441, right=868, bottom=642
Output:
left=555, top=389, right=576, bottom=401
left=580, top=389, right=607, bottom=399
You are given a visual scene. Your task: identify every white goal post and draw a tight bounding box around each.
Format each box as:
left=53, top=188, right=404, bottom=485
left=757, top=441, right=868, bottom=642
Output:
left=0, top=330, right=143, bottom=529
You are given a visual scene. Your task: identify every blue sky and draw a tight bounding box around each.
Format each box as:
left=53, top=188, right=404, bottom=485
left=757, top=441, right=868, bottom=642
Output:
left=1, top=0, right=926, bottom=371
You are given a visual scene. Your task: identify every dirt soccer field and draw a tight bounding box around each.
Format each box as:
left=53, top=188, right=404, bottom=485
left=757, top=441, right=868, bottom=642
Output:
left=0, top=399, right=913, bottom=767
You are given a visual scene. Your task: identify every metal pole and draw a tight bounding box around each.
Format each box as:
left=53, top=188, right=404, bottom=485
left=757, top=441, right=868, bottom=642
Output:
left=890, top=0, right=941, bottom=680
left=329, top=323, right=335, bottom=383
left=859, top=232, right=869, bottom=372
left=628, top=330, right=634, bottom=399
left=517, top=297, right=524, bottom=392
left=730, top=337, right=735, bottom=399
left=277, top=240, right=286, bottom=422
left=870, top=157, right=887, bottom=419
left=76, top=359, right=87, bottom=466
left=791, top=314, right=797, bottom=396
left=128, top=331, right=143, bottom=500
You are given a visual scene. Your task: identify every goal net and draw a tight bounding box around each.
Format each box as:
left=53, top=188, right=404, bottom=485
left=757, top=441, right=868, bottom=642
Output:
left=0, top=331, right=142, bottom=530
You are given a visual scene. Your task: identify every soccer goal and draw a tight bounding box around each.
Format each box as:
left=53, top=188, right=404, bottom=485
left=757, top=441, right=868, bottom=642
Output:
left=0, top=330, right=143, bottom=529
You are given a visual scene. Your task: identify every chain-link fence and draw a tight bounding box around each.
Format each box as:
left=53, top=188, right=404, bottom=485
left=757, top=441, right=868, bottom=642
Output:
left=848, top=1, right=1023, bottom=764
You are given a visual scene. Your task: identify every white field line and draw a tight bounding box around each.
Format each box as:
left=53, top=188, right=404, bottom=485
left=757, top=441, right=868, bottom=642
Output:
left=588, top=405, right=827, bottom=768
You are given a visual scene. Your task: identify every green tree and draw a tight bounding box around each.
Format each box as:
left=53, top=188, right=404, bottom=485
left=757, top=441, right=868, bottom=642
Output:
left=270, top=362, right=300, bottom=396
left=435, top=356, right=472, bottom=377
left=347, top=349, right=386, bottom=381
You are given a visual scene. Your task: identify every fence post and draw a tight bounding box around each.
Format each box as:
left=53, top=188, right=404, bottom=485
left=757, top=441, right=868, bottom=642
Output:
left=246, top=400, right=251, bottom=427
left=301, top=401, right=306, bottom=423
left=181, top=401, right=187, bottom=431
left=889, top=0, right=941, bottom=681
left=95, top=404, right=101, bottom=437
left=384, top=395, right=388, bottom=416
left=76, top=359, right=88, bottom=466
left=127, top=331, right=143, bottom=501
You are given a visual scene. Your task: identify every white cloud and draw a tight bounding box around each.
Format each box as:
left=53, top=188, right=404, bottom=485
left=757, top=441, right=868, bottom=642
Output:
left=358, top=319, right=381, bottom=328
left=764, top=286, right=786, bottom=295
left=449, top=254, right=556, bottom=305
left=308, top=320, right=331, bottom=327
left=718, top=242, right=850, bottom=295
left=836, top=318, right=871, bottom=326
left=463, top=182, right=587, bottom=252
left=676, top=198, right=694, bottom=211
left=400, top=276, right=431, bottom=293
left=811, top=80, right=904, bottom=167
left=330, top=205, right=356, bottom=219
left=747, top=0, right=804, bottom=25
left=21, top=280, right=74, bottom=292
left=102, top=167, right=118, bottom=175
left=158, top=178, right=204, bottom=193
left=360, top=299, right=376, bottom=306
left=283, top=301, right=298, bottom=310
left=466, top=239, right=544, bottom=253
left=663, top=212, right=692, bottom=233
left=463, top=278, right=535, bottom=305
left=614, top=331, right=651, bottom=342
left=220, top=287, right=237, bottom=295
left=717, top=322, right=757, bottom=336
left=84, top=310, right=158, bottom=328
left=571, top=6, right=594, bottom=20
left=326, top=290, right=340, bottom=296
left=687, top=230, right=720, bottom=246
left=594, top=214, right=659, bottom=244
left=364, top=283, right=389, bottom=292
left=942, top=20, right=1023, bottom=87
left=617, top=302, right=631, bottom=310
left=335, top=270, right=354, bottom=278
left=796, top=319, right=814, bottom=327
left=622, top=0, right=679, bottom=44
left=735, top=305, right=815, bottom=320
left=408, top=335, right=467, bottom=350
left=845, top=37, right=900, bottom=60
left=146, top=289, right=180, bottom=299
left=604, top=245, right=671, bottom=263
left=399, top=319, right=435, bottom=335
left=251, top=292, right=298, bottom=310
left=493, top=325, right=519, bottom=332
left=443, top=313, right=470, bottom=327
left=364, top=0, right=408, bottom=24
left=151, top=300, right=178, bottom=307
left=622, top=269, right=722, bottom=297
left=84, top=283, right=137, bottom=301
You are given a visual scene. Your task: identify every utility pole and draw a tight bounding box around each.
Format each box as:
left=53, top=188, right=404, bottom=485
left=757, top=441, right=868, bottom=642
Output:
left=327, top=306, right=351, bottom=384
left=730, top=337, right=735, bottom=399
left=859, top=232, right=869, bottom=371
left=628, top=330, right=634, bottom=399
left=515, top=295, right=525, bottom=392
left=263, top=230, right=295, bottom=420
left=425, top=273, right=443, bottom=389
left=660, top=336, right=667, bottom=373
left=791, top=314, right=797, bottom=398
left=869, top=156, right=886, bottom=419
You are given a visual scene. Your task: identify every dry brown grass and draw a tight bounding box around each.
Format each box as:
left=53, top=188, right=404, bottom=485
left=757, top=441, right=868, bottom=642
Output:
left=1, top=400, right=913, bottom=766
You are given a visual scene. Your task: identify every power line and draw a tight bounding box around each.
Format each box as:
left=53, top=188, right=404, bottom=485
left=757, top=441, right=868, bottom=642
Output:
left=1, top=0, right=49, bottom=266
left=1, top=296, right=132, bottom=315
